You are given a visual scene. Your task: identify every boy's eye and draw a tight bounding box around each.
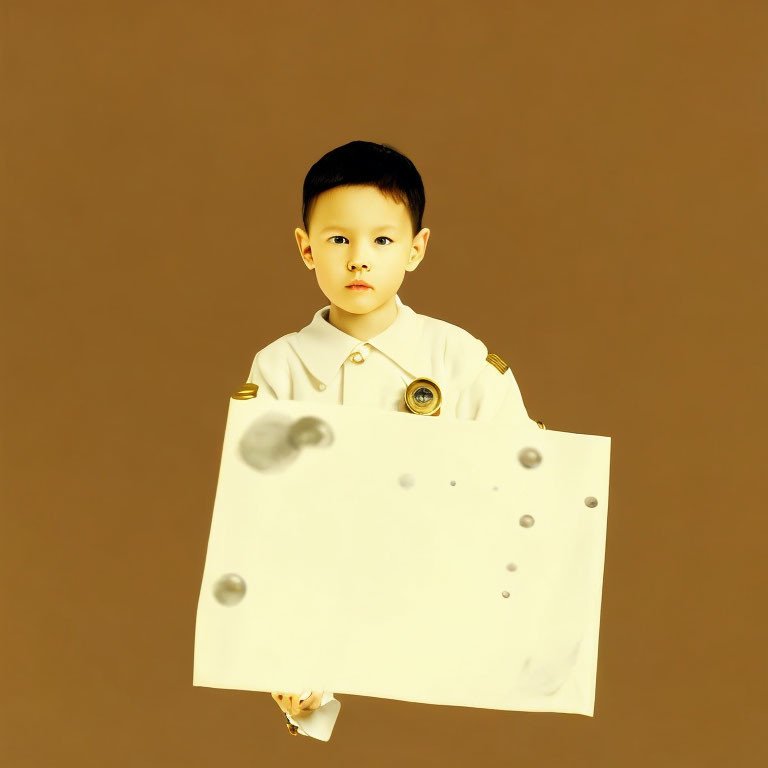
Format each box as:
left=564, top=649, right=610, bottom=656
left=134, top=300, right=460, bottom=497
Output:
left=328, top=236, right=393, bottom=245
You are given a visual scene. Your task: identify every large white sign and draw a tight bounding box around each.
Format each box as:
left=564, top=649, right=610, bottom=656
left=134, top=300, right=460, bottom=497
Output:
left=194, top=398, right=611, bottom=717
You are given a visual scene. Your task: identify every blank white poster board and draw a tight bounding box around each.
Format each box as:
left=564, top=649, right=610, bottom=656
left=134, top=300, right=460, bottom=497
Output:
left=194, top=397, right=611, bottom=716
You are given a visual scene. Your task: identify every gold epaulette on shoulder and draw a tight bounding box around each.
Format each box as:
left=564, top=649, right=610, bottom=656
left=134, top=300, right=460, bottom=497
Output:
left=486, top=352, right=509, bottom=375
left=231, top=382, right=259, bottom=400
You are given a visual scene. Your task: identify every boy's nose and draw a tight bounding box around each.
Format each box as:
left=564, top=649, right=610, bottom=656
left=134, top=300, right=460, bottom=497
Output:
left=347, top=247, right=372, bottom=269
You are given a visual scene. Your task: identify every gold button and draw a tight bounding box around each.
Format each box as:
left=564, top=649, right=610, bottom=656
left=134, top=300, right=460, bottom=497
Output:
left=404, top=377, right=442, bottom=416
left=349, top=351, right=364, bottom=363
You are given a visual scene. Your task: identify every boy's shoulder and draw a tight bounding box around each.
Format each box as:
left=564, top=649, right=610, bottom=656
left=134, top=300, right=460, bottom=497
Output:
left=419, top=309, right=482, bottom=344
left=415, top=308, right=500, bottom=383
left=252, top=331, right=297, bottom=360
left=246, top=331, right=298, bottom=391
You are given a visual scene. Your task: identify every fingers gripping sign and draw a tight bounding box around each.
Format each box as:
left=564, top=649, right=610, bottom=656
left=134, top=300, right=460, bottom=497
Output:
left=271, top=690, right=324, bottom=719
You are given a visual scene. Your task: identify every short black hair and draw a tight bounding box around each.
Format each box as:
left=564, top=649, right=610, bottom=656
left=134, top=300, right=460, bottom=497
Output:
left=301, top=140, right=426, bottom=237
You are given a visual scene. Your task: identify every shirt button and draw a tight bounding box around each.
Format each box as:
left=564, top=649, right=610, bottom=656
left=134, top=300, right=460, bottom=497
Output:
left=348, top=343, right=372, bottom=364
left=318, top=383, right=326, bottom=390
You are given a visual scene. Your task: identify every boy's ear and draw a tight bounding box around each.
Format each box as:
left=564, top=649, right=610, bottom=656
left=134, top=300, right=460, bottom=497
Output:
left=407, top=227, right=430, bottom=271
left=295, top=227, right=314, bottom=269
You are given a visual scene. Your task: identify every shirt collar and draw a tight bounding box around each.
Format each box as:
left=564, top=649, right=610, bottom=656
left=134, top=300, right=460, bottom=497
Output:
left=287, top=294, right=429, bottom=386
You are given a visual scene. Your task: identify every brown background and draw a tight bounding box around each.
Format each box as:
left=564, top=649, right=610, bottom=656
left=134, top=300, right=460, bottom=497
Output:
left=2, top=1, right=766, bottom=766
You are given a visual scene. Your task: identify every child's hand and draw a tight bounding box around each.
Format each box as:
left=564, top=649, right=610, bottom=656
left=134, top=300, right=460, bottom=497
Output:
left=271, top=691, right=324, bottom=718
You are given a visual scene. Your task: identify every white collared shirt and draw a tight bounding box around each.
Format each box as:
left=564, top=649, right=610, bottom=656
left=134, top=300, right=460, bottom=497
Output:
left=246, top=294, right=535, bottom=740
left=247, top=294, right=533, bottom=427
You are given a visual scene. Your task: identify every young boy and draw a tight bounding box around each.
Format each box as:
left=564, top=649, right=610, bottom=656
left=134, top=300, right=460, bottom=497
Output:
left=245, top=140, right=541, bottom=739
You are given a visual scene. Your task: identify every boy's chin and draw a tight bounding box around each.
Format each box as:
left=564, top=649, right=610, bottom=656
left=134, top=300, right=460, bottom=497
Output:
left=330, top=291, right=385, bottom=313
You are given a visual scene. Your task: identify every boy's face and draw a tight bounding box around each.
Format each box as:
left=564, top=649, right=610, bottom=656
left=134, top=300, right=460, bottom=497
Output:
left=295, top=185, right=429, bottom=315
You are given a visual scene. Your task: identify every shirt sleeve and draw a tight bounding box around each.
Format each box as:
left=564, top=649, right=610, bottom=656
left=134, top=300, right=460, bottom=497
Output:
left=457, top=360, right=537, bottom=429
left=286, top=692, right=342, bottom=741
left=245, top=351, right=279, bottom=399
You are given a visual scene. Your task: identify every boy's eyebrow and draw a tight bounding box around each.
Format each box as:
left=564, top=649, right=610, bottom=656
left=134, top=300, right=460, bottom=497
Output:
left=319, top=224, right=399, bottom=233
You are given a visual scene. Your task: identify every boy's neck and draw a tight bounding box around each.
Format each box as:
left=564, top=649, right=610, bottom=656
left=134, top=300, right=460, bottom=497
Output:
left=326, top=295, right=398, bottom=341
